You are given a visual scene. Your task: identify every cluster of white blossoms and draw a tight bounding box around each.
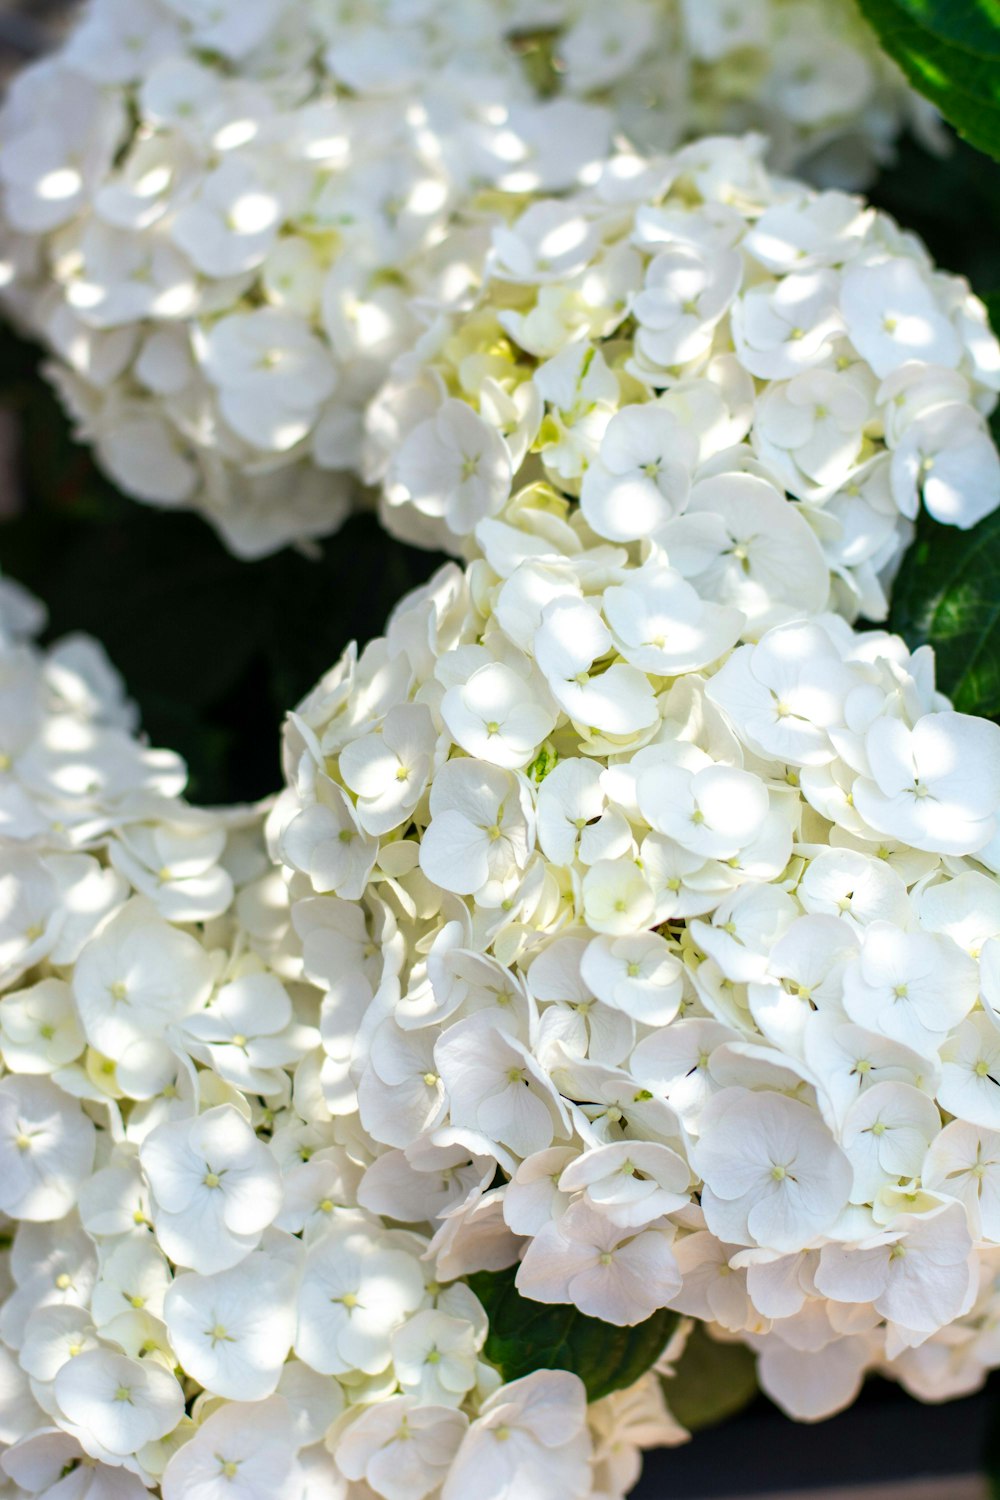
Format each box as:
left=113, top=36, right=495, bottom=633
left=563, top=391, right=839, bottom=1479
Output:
left=0, top=0, right=934, bottom=556
left=372, top=135, right=1000, bottom=624
left=3, top=23, right=1000, bottom=1488
left=0, top=572, right=688, bottom=1500
left=275, top=355, right=1000, bottom=1430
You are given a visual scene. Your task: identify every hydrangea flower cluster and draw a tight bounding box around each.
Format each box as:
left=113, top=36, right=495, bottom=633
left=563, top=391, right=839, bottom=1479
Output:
left=372, top=135, right=1000, bottom=623
left=274, top=430, right=1000, bottom=1429
left=0, top=573, right=689, bottom=1500
left=0, top=0, right=932, bottom=555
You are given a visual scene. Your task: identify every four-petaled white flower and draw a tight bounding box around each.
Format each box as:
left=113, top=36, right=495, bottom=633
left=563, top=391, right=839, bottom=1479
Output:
left=140, top=1105, right=284, bottom=1273
left=693, top=1089, right=853, bottom=1252
left=420, top=759, right=534, bottom=903
left=163, top=1249, right=298, bottom=1400
left=295, top=1222, right=426, bottom=1376
left=54, top=1347, right=183, bottom=1458
left=442, top=1371, right=593, bottom=1500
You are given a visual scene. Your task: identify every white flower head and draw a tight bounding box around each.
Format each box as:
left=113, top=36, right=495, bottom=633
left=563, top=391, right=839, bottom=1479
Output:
left=140, top=1104, right=283, bottom=1273
left=336, top=1395, right=467, bottom=1499
left=442, top=1371, right=592, bottom=1500
left=54, top=1347, right=183, bottom=1458
left=0, top=1076, right=95, bottom=1221
left=1, top=0, right=976, bottom=563
left=693, top=1089, right=852, bottom=1252
left=163, top=1249, right=297, bottom=1400
left=420, top=759, right=534, bottom=904
left=73, top=898, right=214, bottom=1062
left=295, top=1222, right=425, bottom=1377
left=854, top=711, right=1000, bottom=854
left=161, top=1396, right=298, bottom=1500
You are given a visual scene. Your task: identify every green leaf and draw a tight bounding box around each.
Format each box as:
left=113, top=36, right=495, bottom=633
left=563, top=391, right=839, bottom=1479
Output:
left=889, top=508, right=1000, bottom=720
left=886, top=290, right=1000, bottom=721
left=855, top=0, right=1000, bottom=161
left=659, top=1324, right=759, bottom=1434
left=466, top=1265, right=677, bottom=1402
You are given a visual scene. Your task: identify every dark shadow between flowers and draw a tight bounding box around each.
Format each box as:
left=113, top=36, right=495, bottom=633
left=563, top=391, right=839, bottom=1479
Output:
left=0, top=328, right=448, bottom=805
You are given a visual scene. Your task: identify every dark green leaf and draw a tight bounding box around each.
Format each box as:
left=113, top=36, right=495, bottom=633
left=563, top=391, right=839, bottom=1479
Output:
left=660, top=1324, right=759, bottom=1434
left=889, top=509, right=1000, bottom=719
left=885, top=288, right=1000, bottom=721
left=466, top=1264, right=677, bottom=1403
left=855, top=0, right=1000, bottom=161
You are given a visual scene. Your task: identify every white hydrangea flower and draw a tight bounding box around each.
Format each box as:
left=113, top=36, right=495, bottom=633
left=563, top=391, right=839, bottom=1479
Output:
left=160, top=1396, right=299, bottom=1500
left=0, top=1, right=936, bottom=555
left=442, top=1370, right=593, bottom=1500
left=853, top=712, right=1000, bottom=854
left=162, top=1248, right=298, bottom=1399
left=6, top=112, right=1000, bottom=1476
left=815, top=1202, right=976, bottom=1335
left=517, top=1201, right=683, bottom=1325
left=294, top=1221, right=426, bottom=1377
left=390, top=1308, right=482, bottom=1407
left=0, top=1076, right=95, bottom=1222
left=53, top=1347, right=183, bottom=1458
left=374, top=137, right=999, bottom=625
left=419, top=760, right=534, bottom=904
left=259, top=391, right=1000, bottom=1470
left=334, top=1396, right=468, bottom=1500
left=692, top=1089, right=853, bottom=1251
left=0, top=588, right=493, bottom=1492
left=72, top=898, right=215, bottom=1064
left=140, top=1105, right=284, bottom=1273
